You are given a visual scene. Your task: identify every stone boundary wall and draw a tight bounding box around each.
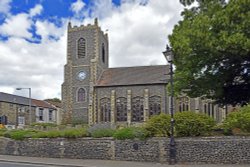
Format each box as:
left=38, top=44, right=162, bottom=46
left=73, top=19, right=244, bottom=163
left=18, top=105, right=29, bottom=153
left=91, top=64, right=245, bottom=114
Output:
left=0, top=137, right=250, bottom=164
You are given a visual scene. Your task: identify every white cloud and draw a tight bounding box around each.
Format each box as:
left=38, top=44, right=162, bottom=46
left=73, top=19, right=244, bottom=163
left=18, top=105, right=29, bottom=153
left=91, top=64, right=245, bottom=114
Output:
left=0, top=0, right=11, bottom=14
left=89, top=0, right=183, bottom=67
left=0, top=13, right=32, bottom=38
left=70, top=0, right=85, bottom=14
left=29, top=4, right=43, bottom=17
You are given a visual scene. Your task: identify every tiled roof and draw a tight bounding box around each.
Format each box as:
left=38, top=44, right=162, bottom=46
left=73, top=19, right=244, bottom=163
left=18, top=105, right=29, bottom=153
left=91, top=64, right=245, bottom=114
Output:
left=32, top=99, right=56, bottom=109
left=96, top=65, right=169, bottom=87
left=0, top=92, right=55, bottom=109
left=45, top=100, right=62, bottom=108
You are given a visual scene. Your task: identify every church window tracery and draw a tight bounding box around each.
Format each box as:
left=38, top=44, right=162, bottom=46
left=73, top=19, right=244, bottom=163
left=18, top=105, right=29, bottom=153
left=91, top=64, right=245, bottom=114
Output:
left=116, top=97, right=127, bottom=122
left=100, top=97, right=111, bottom=122
left=149, top=96, right=161, bottom=117
left=77, top=88, right=86, bottom=102
left=178, top=96, right=190, bottom=112
left=203, top=100, right=215, bottom=117
left=132, top=96, right=144, bottom=122
left=77, top=38, right=86, bottom=59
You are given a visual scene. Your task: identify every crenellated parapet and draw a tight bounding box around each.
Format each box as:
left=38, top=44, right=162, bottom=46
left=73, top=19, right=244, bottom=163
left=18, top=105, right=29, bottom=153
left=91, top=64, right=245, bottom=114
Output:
left=67, top=18, right=108, bottom=40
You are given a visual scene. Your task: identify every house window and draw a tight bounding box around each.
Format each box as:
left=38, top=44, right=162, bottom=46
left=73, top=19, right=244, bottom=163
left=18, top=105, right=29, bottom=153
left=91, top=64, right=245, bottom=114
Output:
left=77, top=88, right=86, bottom=102
left=102, top=43, right=105, bottom=63
left=77, top=38, right=86, bottom=59
left=116, top=97, right=127, bottom=122
left=149, top=96, right=161, bottom=117
left=132, top=96, right=144, bottom=122
left=49, top=110, right=53, bottom=121
left=18, top=117, right=25, bottom=125
left=39, top=108, right=44, bottom=121
left=100, top=97, right=111, bottom=122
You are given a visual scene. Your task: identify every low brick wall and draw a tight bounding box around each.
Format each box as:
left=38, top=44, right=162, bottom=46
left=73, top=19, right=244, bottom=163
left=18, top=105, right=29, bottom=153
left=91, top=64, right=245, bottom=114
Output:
left=0, top=136, right=250, bottom=164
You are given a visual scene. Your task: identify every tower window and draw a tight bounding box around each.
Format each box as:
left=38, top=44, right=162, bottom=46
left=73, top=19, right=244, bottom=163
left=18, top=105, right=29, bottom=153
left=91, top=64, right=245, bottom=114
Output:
left=77, top=88, right=86, bottom=102
left=102, top=43, right=105, bottom=63
left=77, top=38, right=86, bottom=59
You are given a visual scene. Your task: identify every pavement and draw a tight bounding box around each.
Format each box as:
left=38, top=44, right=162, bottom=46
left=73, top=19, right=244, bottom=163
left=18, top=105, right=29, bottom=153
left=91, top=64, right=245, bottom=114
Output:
left=0, top=155, right=249, bottom=167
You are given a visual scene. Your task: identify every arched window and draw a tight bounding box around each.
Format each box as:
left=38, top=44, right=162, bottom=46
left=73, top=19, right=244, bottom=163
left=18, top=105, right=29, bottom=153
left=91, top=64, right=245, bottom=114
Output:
left=77, top=38, right=86, bottom=59
left=77, top=88, right=85, bottom=102
left=132, top=96, right=144, bottom=122
left=178, top=96, right=190, bottom=112
left=102, top=43, right=105, bottom=63
left=149, top=96, right=161, bottom=117
left=203, top=101, right=215, bottom=117
left=116, top=97, right=127, bottom=122
left=100, top=97, right=111, bottom=122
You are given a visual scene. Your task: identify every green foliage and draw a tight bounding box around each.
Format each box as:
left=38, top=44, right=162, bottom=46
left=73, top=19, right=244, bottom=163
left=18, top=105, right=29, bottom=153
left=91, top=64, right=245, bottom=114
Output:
left=174, top=111, right=216, bottom=137
left=61, top=128, right=89, bottom=138
left=0, top=129, right=7, bottom=136
left=31, top=123, right=57, bottom=128
left=44, top=98, right=61, bottom=103
left=113, top=127, right=149, bottom=140
left=90, top=128, right=115, bottom=138
left=145, top=113, right=171, bottom=137
left=169, top=0, right=250, bottom=105
left=223, top=105, right=250, bottom=133
left=4, top=130, right=39, bottom=140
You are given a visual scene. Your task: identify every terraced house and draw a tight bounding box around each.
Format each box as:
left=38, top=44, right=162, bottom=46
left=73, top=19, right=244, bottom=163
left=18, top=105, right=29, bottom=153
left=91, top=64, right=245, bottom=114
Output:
left=0, top=92, right=57, bottom=127
left=62, top=19, right=235, bottom=125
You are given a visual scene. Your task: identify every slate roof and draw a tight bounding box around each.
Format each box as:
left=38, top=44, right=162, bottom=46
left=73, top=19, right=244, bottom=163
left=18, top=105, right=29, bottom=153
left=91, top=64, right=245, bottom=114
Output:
left=0, top=92, right=55, bottom=109
left=96, top=65, right=169, bottom=87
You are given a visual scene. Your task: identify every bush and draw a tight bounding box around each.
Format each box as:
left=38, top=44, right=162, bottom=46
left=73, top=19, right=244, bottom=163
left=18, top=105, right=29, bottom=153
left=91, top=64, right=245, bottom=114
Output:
left=113, top=127, right=148, bottom=140
left=145, top=113, right=171, bottom=137
left=4, top=130, right=39, bottom=140
left=62, top=128, right=89, bottom=138
left=174, top=111, right=216, bottom=137
left=223, top=105, right=250, bottom=133
left=91, top=128, right=115, bottom=138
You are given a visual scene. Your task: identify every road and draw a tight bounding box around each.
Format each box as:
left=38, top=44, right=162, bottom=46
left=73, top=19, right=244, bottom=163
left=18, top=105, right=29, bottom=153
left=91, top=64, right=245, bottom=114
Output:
left=0, top=162, right=52, bottom=167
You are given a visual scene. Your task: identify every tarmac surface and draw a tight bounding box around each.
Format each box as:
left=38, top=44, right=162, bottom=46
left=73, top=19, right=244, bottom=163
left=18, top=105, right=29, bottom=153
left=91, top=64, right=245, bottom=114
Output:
left=0, top=155, right=249, bottom=167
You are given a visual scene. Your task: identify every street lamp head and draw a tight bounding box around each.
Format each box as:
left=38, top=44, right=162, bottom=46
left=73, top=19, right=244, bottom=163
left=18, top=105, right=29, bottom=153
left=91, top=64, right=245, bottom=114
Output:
left=162, top=44, right=174, bottom=63
left=16, top=88, right=22, bottom=90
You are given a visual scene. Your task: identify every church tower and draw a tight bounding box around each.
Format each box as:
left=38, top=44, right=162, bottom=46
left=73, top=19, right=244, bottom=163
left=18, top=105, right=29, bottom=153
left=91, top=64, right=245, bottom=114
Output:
left=62, top=18, right=109, bottom=124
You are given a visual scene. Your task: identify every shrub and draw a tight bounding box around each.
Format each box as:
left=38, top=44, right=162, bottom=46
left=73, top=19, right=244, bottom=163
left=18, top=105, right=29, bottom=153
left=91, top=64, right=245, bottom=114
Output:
left=113, top=127, right=148, bottom=140
left=223, top=105, right=250, bottom=133
left=91, top=128, right=115, bottom=138
left=145, top=113, right=171, bottom=137
left=4, top=129, right=39, bottom=140
left=62, top=128, right=89, bottom=138
left=174, top=111, right=216, bottom=137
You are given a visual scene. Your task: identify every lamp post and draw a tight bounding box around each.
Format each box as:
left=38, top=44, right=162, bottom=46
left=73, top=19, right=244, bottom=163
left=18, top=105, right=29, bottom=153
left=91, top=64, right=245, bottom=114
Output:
left=16, top=88, right=32, bottom=125
left=163, top=45, right=176, bottom=164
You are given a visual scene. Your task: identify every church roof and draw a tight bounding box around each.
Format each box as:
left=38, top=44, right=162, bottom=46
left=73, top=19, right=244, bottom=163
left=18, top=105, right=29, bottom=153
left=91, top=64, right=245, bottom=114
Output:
left=96, top=65, right=169, bottom=87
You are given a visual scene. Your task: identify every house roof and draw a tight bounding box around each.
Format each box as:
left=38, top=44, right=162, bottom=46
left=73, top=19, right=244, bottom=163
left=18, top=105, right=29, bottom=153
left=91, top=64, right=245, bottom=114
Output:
left=45, top=100, right=62, bottom=108
left=96, top=65, right=169, bottom=87
left=0, top=92, right=55, bottom=109
left=32, top=99, right=56, bottom=109
left=0, top=92, right=35, bottom=106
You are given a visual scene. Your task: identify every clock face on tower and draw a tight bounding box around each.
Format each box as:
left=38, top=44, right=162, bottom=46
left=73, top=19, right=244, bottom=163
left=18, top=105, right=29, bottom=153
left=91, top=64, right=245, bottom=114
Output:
left=77, top=71, right=87, bottom=81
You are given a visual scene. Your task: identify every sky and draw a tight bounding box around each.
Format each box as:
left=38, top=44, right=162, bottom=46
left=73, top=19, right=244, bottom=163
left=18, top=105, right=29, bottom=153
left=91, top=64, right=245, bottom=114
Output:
left=0, top=0, right=184, bottom=100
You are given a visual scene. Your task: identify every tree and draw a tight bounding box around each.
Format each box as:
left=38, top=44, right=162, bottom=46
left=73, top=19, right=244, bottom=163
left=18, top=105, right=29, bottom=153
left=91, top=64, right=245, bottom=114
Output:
left=169, top=0, right=250, bottom=106
left=44, top=98, right=61, bottom=103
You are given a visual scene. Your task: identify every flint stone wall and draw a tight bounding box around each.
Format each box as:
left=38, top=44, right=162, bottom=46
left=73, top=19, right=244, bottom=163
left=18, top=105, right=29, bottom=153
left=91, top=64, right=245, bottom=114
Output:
left=0, top=136, right=250, bottom=164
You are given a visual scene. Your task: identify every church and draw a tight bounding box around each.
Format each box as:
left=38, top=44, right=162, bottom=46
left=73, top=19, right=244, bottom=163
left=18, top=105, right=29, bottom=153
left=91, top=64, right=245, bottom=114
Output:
left=62, top=19, right=232, bottom=125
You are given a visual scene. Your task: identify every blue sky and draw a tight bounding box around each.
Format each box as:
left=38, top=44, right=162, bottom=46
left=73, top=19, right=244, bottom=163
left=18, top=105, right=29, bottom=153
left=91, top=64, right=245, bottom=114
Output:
left=0, top=0, right=184, bottom=99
